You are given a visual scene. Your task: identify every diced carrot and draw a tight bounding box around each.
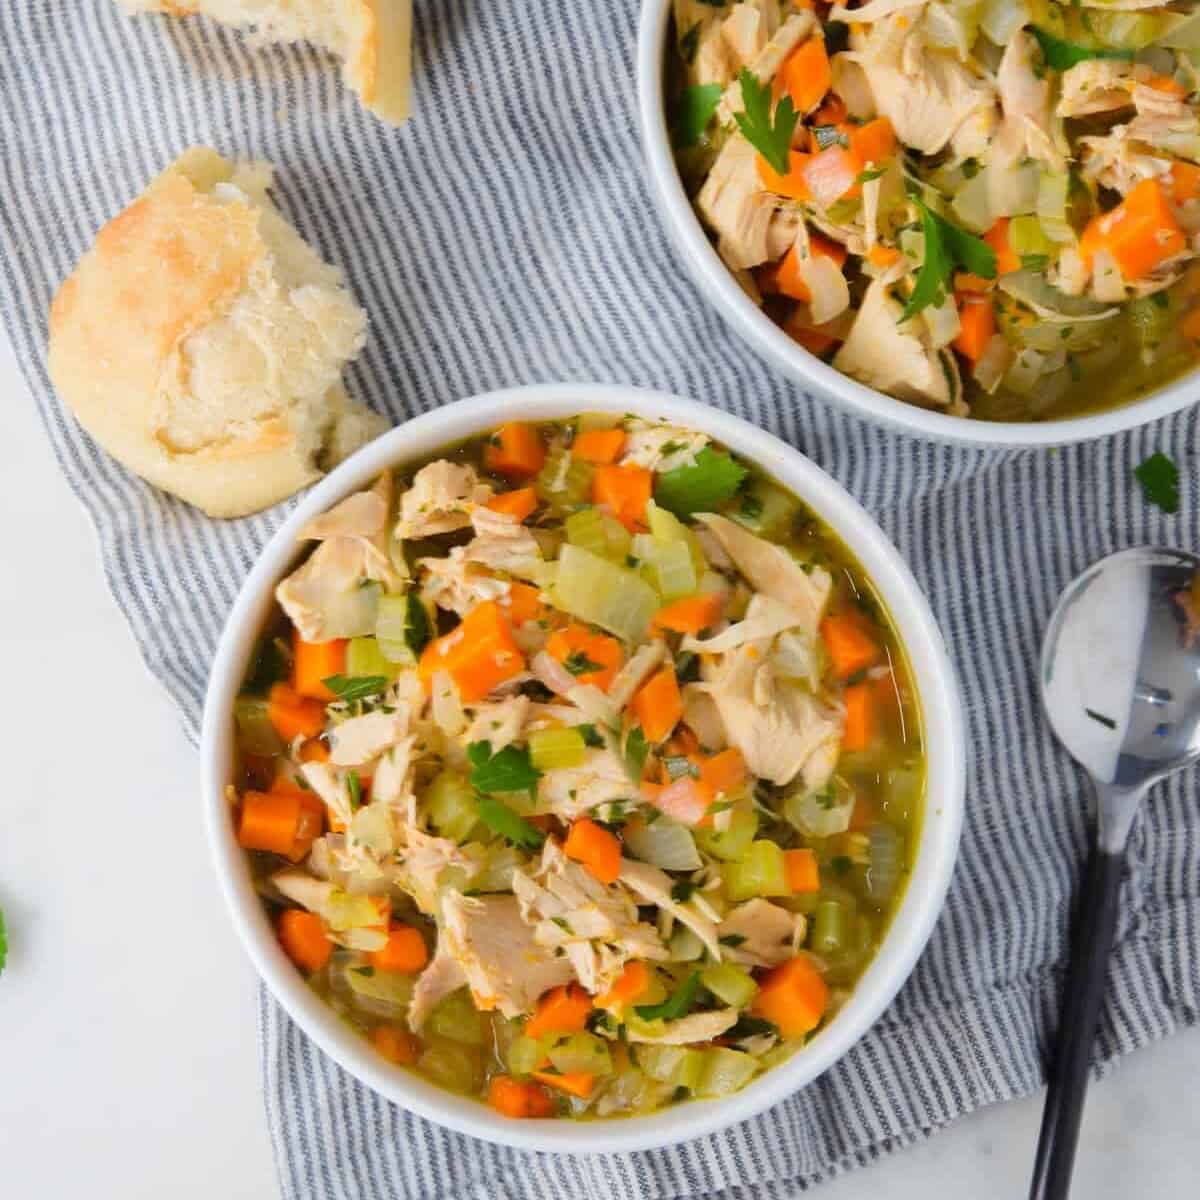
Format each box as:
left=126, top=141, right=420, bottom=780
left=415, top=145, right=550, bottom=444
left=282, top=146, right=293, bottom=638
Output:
left=867, top=244, right=901, bottom=268
left=532, top=1070, right=596, bottom=1099
left=697, top=747, right=746, bottom=801
left=820, top=612, right=879, bottom=680
left=592, top=463, right=652, bottom=531
left=488, top=1075, right=556, bottom=1118
left=571, top=428, right=626, bottom=464
left=291, top=633, right=347, bottom=702
left=484, top=422, right=546, bottom=479
left=370, top=1025, right=422, bottom=1065
left=812, top=93, right=847, bottom=126
left=563, top=817, right=623, bottom=885
left=277, top=909, right=332, bottom=973
left=1170, top=161, right=1200, bottom=204
left=801, top=145, right=861, bottom=208
left=760, top=233, right=848, bottom=303
left=525, top=983, right=593, bottom=1039
left=786, top=322, right=839, bottom=357
left=545, top=623, right=624, bottom=691
left=848, top=117, right=896, bottom=168
left=238, top=788, right=324, bottom=860
left=1080, top=178, right=1186, bottom=281
left=418, top=601, right=526, bottom=702
left=632, top=666, right=683, bottom=743
left=954, top=271, right=994, bottom=293
left=751, top=956, right=829, bottom=1037
left=487, top=487, right=538, bottom=522
left=842, top=682, right=875, bottom=752
left=983, top=219, right=1021, bottom=277
left=653, top=592, right=724, bottom=635
left=596, top=961, right=651, bottom=1010
left=369, top=924, right=430, bottom=973
left=504, top=581, right=545, bottom=627
left=953, top=293, right=995, bottom=363
left=756, top=149, right=813, bottom=201
left=784, top=848, right=820, bottom=893
left=773, top=36, right=831, bottom=114
left=267, top=681, right=327, bottom=743
left=299, top=737, right=330, bottom=764
left=1147, top=73, right=1187, bottom=97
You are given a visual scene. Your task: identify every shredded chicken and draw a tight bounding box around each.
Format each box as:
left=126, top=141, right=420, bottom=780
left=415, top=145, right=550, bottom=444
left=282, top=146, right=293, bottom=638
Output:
left=719, top=899, right=805, bottom=967
left=537, top=747, right=638, bottom=820
left=395, top=461, right=492, bottom=539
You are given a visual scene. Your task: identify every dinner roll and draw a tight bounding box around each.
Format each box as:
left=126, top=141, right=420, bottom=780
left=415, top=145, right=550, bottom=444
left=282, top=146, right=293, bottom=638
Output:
left=116, top=0, right=412, bottom=124
left=48, top=147, right=388, bottom=518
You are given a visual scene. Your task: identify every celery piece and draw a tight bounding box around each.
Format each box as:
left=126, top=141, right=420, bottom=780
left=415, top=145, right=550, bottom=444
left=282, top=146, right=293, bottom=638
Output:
left=646, top=499, right=690, bottom=545
left=528, top=726, right=587, bottom=771
left=695, top=807, right=759, bottom=863
left=536, top=448, right=594, bottom=510
left=812, top=899, right=849, bottom=956
left=1008, top=213, right=1052, bottom=260
left=375, top=593, right=429, bottom=664
left=700, top=963, right=759, bottom=1008
left=668, top=924, right=706, bottom=962
left=507, top=1034, right=546, bottom=1077
left=343, top=963, right=415, bottom=1018
left=565, top=507, right=633, bottom=562
left=623, top=817, right=701, bottom=871
left=645, top=538, right=698, bottom=600
left=723, top=840, right=790, bottom=902
left=729, top=482, right=799, bottom=541
left=546, top=1032, right=614, bottom=1076
left=636, top=1044, right=705, bottom=1090
left=346, top=635, right=401, bottom=681
left=551, top=545, right=659, bottom=642
left=234, top=695, right=284, bottom=756
left=428, top=988, right=486, bottom=1046
left=424, top=771, right=480, bottom=844
left=1036, top=171, right=1074, bottom=244
left=418, top=1038, right=484, bottom=1094
left=695, top=1047, right=760, bottom=1097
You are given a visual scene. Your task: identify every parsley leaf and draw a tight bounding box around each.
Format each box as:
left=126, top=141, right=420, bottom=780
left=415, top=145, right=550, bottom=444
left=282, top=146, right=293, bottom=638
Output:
left=733, top=69, right=797, bottom=176
left=404, top=593, right=431, bottom=657
left=901, top=199, right=996, bottom=322
left=1134, top=452, right=1180, bottom=514
left=577, top=723, right=605, bottom=748
left=467, top=741, right=543, bottom=795
left=730, top=1015, right=779, bottom=1040
left=654, top=447, right=749, bottom=517
left=855, top=166, right=886, bottom=185
left=322, top=674, right=390, bottom=703
left=1031, top=27, right=1133, bottom=72
left=624, top=726, right=650, bottom=781
left=673, top=83, right=723, bottom=149
left=476, top=795, right=546, bottom=851
left=564, top=650, right=605, bottom=677
left=635, top=970, right=701, bottom=1021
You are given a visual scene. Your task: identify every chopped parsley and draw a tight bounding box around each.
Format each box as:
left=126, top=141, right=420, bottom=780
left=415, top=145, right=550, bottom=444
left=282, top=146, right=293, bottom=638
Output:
left=351, top=965, right=376, bottom=978
left=322, top=674, right=390, bottom=703
left=1031, top=27, right=1133, bottom=72
left=831, top=854, right=853, bottom=876
left=654, top=448, right=749, bottom=517
left=476, top=795, right=545, bottom=851
left=672, top=83, right=723, bottom=148
left=347, top=770, right=362, bottom=812
left=467, top=741, right=543, bottom=795
left=855, top=166, right=886, bottom=185
left=403, top=593, right=431, bottom=657
left=576, top=723, right=605, bottom=748
left=730, top=1015, right=778, bottom=1040
left=733, top=68, right=797, bottom=176
left=635, top=970, right=701, bottom=1021
left=624, top=726, right=650, bottom=780
left=1134, top=452, right=1180, bottom=515
left=718, top=933, right=747, bottom=948
left=902, top=199, right=997, bottom=321
left=564, top=650, right=605, bottom=677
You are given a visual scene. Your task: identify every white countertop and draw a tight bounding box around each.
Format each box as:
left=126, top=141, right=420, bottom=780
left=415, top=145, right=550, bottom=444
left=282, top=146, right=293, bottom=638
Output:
left=1, top=325, right=1197, bottom=1200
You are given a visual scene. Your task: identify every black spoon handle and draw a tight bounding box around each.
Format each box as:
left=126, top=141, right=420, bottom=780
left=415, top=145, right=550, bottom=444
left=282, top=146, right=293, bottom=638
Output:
left=1029, top=836, right=1126, bottom=1200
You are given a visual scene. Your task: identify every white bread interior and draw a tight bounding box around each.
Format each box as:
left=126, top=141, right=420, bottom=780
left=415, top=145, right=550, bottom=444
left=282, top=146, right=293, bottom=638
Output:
left=117, top=0, right=413, bottom=123
left=48, top=146, right=388, bottom=518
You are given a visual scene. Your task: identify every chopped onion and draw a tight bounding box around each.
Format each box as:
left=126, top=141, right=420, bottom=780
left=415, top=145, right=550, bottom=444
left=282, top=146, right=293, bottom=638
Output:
left=922, top=293, right=962, bottom=350
left=623, top=817, right=702, bottom=871
left=784, top=785, right=856, bottom=838
left=972, top=333, right=1014, bottom=394
left=531, top=650, right=575, bottom=696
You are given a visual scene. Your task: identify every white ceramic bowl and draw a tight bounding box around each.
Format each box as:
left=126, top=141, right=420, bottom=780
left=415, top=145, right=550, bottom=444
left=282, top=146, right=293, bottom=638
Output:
left=201, top=382, right=965, bottom=1153
left=636, top=1, right=1200, bottom=447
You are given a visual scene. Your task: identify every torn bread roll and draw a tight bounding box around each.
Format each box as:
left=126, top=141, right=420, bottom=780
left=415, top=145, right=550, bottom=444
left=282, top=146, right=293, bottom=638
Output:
left=116, top=0, right=413, bottom=124
left=48, top=147, right=387, bottom=518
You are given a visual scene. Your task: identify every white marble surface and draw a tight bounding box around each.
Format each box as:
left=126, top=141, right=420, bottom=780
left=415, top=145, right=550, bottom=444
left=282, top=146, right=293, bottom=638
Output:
left=1, top=324, right=1197, bottom=1200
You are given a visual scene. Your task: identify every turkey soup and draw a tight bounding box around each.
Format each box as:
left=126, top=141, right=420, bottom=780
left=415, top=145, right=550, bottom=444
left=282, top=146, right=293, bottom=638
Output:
left=666, top=0, right=1200, bottom=421
left=231, top=415, right=924, bottom=1119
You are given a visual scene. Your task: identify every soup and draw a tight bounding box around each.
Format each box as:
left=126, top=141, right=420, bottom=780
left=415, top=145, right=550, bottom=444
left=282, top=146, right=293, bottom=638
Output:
left=231, top=414, right=924, bottom=1119
left=666, top=0, right=1200, bottom=421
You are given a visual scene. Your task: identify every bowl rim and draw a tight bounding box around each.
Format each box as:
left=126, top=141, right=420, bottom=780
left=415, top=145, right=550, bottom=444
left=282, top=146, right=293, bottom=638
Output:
left=635, top=0, right=1200, bottom=449
left=200, top=381, right=966, bottom=1154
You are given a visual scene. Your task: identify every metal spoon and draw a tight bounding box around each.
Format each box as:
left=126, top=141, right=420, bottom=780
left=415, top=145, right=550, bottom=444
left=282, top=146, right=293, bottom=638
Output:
left=1031, top=546, right=1200, bottom=1199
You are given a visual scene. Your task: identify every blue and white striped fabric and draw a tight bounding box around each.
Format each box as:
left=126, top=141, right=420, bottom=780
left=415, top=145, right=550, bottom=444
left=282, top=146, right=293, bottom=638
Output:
left=3, top=2, right=1198, bottom=1196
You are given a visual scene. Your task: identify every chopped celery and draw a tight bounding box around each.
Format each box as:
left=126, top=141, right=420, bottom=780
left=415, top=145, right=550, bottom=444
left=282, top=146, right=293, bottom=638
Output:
left=700, top=963, right=758, bottom=1008
left=866, top=823, right=904, bottom=902
left=636, top=1044, right=705, bottom=1090
left=424, top=771, right=481, bottom=844
left=507, top=1034, right=546, bottom=1077
left=536, top=448, right=593, bottom=511
left=1008, top=214, right=1052, bottom=260
left=668, top=924, right=706, bottom=962
left=882, top=764, right=922, bottom=827
left=551, top=545, right=659, bottom=642
left=547, top=1032, right=614, bottom=1076
left=695, top=1047, right=760, bottom=1097
left=428, top=988, right=485, bottom=1046
left=343, top=963, right=415, bottom=1018
left=346, top=635, right=401, bottom=681
left=527, top=726, right=587, bottom=771
left=1036, top=172, right=1073, bottom=244
left=812, top=899, right=849, bottom=956
left=729, top=481, right=799, bottom=541
left=646, top=500, right=690, bottom=544
left=641, top=538, right=697, bottom=600
left=471, top=843, right=523, bottom=893
left=418, top=1037, right=483, bottom=1094
left=723, top=840, right=790, bottom=902
left=565, top=507, right=632, bottom=561
left=623, top=817, right=701, bottom=871
left=695, top=807, right=759, bottom=862
left=234, top=695, right=283, bottom=756
left=375, top=593, right=430, bottom=664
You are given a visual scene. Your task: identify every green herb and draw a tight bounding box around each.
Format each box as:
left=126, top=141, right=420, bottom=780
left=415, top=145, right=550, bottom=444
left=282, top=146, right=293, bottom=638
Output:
left=813, top=124, right=850, bottom=151
left=718, top=933, right=747, bottom=948
left=476, top=795, right=546, bottom=851
left=730, top=1015, right=779, bottom=1040
left=679, top=22, right=701, bottom=65
left=655, top=447, right=749, bottom=516
left=624, top=726, right=650, bottom=780
left=671, top=879, right=697, bottom=903
left=855, top=166, right=886, bottom=185
left=347, top=770, right=362, bottom=812
left=1134, top=452, right=1180, bottom=514
left=625, top=554, right=641, bottom=568
left=467, top=741, right=543, bottom=795
left=1151, top=290, right=1170, bottom=310
left=676, top=651, right=701, bottom=684
left=322, top=674, right=390, bottom=703
left=961, top=157, right=980, bottom=180
left=404, top=593, right=431, bottom=657
left=733, top=68, right=798, bottom=176
left=1031, top=27, right=1133, bottom=71
left=673, top=83, right=723, bottom=148
left=577, top=723, right=605, bottom=748
left=351, top=965, right=376, bottom=978
left=901, top=199, right=997, bottom=321
left=635, top=970, right=701, bottom=1021
left=831, top=854, right=853, bottom=876
left=1084, top=708, right=1117, bottom=730
left=564, top=650, right=605, bottom=677
left=739, top=492, right=764, bottom=519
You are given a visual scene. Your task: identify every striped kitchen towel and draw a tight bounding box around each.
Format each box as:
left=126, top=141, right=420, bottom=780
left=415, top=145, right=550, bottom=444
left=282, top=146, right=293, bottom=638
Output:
left=2, top=2, right=1198, bottom=1197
